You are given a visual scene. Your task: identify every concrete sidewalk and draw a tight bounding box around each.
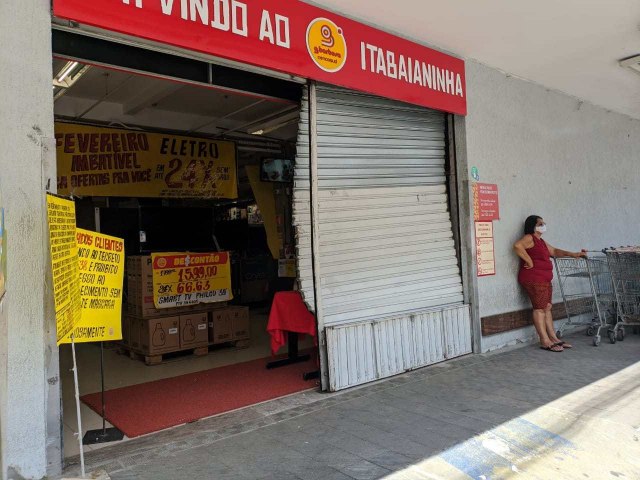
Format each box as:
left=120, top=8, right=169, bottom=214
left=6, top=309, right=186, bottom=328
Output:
left=62, top=332, right=640, bottom=479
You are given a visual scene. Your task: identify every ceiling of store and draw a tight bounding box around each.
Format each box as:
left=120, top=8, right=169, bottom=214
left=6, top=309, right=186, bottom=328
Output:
left=53, top=59, right=301, bottom=142
left=312, top=0, right=640, bottom=119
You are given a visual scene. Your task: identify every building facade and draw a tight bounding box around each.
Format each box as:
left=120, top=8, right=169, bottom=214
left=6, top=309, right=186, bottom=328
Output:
left=1, top=1, right=640, bottom=478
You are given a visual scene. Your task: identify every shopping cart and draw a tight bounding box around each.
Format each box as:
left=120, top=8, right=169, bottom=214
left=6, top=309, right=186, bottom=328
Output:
left=603, top=247, right=640, bottom=343
left=554, top=255, right=616, bottom=346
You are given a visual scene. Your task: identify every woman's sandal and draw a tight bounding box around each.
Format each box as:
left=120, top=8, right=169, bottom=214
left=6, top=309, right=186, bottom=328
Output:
left=540, top=344, right=563, bottom=352
left=554, top=341, right=573, bottom=349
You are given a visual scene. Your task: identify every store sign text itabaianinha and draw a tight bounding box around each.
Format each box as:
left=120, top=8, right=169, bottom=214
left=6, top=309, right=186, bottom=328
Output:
left=55, top=123, right=238, bottom=199
left=53, top=0, right=467, bottom=115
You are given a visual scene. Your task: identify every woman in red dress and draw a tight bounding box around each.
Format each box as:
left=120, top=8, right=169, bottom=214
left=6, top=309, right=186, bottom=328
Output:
left=513, top=215, right=586, bottom=352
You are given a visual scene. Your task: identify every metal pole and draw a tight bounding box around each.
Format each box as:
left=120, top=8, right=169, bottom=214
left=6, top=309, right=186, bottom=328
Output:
left=100, top=342, right=106, bottom=434
left=71, top=336, right=86, bottom=477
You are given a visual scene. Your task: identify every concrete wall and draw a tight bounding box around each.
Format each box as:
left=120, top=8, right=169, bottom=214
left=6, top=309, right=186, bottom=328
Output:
left=459, top=60, right=640, bottom=352
left=0, top=1, right=59, bottom=479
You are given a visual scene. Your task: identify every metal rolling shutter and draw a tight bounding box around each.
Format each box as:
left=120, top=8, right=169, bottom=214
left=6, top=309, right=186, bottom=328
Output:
left=294, top=84, right=470, bottom=391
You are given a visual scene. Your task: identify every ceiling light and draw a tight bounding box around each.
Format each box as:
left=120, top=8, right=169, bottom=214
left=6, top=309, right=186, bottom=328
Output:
left=57, top=61, right=79, bottom=82
left=53, top=61, right=91, bottom=91
left=619, top=55, right=640, bottom=76
left=251, top=129, right=264, bottom=135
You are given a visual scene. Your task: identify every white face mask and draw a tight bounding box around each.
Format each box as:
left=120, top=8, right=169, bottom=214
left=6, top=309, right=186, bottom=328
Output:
left=536, top=225, right=547, bottom=234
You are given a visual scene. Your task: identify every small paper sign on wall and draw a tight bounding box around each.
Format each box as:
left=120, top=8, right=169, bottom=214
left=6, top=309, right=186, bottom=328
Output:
left=475, top=222, right=496, bottom=277
left=473, top=183, right=500, bottom=221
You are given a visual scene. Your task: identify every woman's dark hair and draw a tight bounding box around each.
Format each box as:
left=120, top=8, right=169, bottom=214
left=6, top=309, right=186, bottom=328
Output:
left=524, top=215, right=542, bottom=235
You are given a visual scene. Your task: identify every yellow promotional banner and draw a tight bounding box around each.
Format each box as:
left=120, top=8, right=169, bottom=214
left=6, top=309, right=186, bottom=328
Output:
left=151, top=252, right=232, bottom=308
left=246, top=165, right=281, bottom=259
left=55, top=122, right=238, bottom=199
left=60, top=229, right=125, bottom=344
left=47, top=194, right=82, bottom=345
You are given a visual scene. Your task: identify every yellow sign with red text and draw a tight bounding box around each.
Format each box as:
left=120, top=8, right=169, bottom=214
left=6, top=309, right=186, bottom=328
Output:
left=60, top=229, right=125, bottom=344
left=151, top=252, right=233, bottom=309
left=47, top=194, right=82, bottom=345
left=55, top=123, right=238, bottom=199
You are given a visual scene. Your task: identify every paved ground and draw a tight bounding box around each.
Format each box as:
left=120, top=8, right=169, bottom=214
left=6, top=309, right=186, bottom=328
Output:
left=62, top=332, right=640, bottom=479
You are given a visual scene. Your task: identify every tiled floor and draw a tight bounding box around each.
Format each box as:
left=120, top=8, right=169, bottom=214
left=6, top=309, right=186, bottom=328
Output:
left=60, top=332, right=640, bottom=479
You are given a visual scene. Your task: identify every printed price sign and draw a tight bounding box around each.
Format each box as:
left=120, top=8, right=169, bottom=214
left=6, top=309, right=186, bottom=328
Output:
left=60, top=229, right=125, bottom=343
left=47, top=194, right=82, bottom=345
left=151, top=252, right=232, bottom=308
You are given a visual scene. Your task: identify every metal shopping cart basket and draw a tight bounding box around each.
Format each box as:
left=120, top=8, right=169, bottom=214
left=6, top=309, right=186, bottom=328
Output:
left=554, top=255, right=616, bottom=346
left=603, top=247, right=640, bottom=342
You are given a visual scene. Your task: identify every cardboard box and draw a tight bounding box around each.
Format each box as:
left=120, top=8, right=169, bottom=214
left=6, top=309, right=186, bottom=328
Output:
left=241, top=280, right=269, bottom=303
left=140, top=316, right=180, bottom=355
left=179, top=313, right=209, bottom=349
left=229, top=306, right=250, bottom=340
left=241, top=256, right=272, bottom=303
left=121, top=315, right=131, bottom=346
left=128, top=316, right=142, bottom=350
left=209, top=309, right=232, bottom=344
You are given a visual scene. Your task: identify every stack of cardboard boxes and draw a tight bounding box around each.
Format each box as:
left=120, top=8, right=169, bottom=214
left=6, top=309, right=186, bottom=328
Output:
left=124, top=255, right=250, bottom=358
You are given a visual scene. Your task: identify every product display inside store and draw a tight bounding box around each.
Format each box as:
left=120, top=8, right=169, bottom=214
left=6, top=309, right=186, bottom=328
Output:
left=53, top=57, right=316, bottom=457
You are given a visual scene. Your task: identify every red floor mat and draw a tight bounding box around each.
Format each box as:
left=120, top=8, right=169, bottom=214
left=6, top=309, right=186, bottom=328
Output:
left=81, top=354, right=316, bottom=438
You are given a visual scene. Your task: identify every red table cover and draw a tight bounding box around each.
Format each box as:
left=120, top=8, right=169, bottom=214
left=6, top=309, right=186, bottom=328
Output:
left=267, top=291, right=317, bottom=355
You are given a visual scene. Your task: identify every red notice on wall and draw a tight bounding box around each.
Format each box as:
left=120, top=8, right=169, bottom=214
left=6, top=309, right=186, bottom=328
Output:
left=473, top=183, right=499, bottom=222
left=53, top=0, right=467, bottom=115
left=475, top=222, right=495, bottom=277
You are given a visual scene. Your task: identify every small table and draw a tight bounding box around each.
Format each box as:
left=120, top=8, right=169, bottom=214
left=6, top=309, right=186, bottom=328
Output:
left=266, top=291, right=317, bottom=375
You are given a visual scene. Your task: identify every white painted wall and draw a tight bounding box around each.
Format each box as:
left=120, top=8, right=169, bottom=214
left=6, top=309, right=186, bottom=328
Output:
left=0, top=1, right=59, bottom=479
left=460, top=60, right=640, bottom=352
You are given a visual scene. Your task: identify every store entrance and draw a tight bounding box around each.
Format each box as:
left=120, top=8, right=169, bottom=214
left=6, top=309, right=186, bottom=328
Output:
left=53, top=56, right=315, bottom=458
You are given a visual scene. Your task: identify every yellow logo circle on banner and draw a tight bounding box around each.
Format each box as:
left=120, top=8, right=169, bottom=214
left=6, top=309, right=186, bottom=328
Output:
left=306, top=18, right=347, bottom=73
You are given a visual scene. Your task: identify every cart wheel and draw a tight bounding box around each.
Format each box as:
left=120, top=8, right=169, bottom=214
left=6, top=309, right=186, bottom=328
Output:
left=608, top=330, right=617, bottom=344
left=556, top=330, right=563, bottom=339
left=586, top=326, right=595, bottom=337
left=617, top=329, right=625, bottom=342
left=593, top=336, right=601, bottom=347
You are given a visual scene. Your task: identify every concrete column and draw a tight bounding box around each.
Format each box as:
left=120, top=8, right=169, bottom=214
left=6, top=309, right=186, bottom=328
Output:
left=0, top=1, right=59, bottom=479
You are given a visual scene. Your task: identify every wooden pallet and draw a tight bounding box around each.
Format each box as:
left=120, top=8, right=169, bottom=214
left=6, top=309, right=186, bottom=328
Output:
left=117, top=344, right=209, bottom=366
left=117, top=338, right=250, bottom=365
left=208, top=338, right=250, bottom=351
left=234, top=339, right=250, bottom=349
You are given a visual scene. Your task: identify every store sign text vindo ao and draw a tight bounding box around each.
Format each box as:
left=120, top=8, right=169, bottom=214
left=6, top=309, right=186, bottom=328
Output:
left=53, top=0, right=467, bottom=114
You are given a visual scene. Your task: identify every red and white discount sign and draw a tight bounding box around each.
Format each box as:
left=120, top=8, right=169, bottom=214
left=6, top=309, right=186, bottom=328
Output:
left=151, top=252, right=233, bottom=308
left=53, top=0, right=467, bottom=114
left=473, top=183, right=500, bottom=222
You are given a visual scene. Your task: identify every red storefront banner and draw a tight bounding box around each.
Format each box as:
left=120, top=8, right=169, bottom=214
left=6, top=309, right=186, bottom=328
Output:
left=53, top=0, right=467, bottom=115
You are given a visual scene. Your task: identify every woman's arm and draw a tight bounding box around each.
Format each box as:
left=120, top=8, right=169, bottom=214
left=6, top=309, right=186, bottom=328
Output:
left=513, top=235, right=535, bottom=269
left=547, top=244, right=587, bottom=258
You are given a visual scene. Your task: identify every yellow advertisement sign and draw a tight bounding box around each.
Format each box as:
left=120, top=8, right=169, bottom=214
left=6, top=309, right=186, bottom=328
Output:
left=246, top=165, right=281, bottom=259
left=151, top=252, right=233, bottom=308
left=47, top=194, right=82, bottom=345
left=55, top=122, right=238, bottom=199
left=60, top=229, right=125, bottom=344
